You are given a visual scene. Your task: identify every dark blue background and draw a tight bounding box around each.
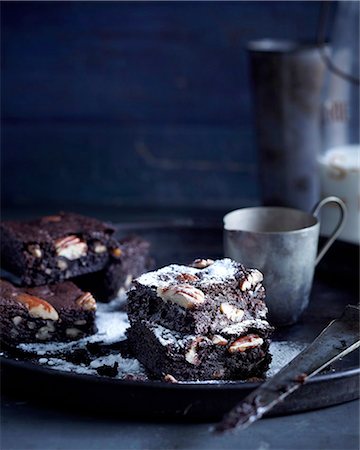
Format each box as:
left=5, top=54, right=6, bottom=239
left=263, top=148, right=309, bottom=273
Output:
left=1, top=1, right=323, bottom=217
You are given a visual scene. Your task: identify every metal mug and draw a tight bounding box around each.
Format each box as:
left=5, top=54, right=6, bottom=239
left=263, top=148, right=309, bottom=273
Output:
left=223, top=196, right=347, bottom=326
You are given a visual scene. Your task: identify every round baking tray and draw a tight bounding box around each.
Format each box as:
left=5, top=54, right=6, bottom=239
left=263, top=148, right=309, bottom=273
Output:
left=2, top=223, right=359, bottom=421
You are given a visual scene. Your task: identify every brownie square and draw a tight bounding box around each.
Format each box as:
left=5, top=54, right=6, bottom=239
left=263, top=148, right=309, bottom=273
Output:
left=0, top=279, right=97, bottom=346
left=73, top=235, right=153, bottom=302
left=128, top=259, right=267, bottom=335
left=126, top=319, right=272, bottom=381
left=0, top=212, right=122, bottom=286
left=127, top=258, right=273, bottom=381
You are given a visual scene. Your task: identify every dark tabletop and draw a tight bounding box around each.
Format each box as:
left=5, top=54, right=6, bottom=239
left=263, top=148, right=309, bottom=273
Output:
left=1, top=396, right=359, bottom=450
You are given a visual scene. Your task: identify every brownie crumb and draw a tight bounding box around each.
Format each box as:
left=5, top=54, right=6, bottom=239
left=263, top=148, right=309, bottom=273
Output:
left=95, top=362, right=119, bottom=377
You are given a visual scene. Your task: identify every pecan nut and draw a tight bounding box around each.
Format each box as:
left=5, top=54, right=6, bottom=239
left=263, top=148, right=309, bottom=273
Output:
left=75, top=292, right=97, bottom=311
left=191, top=258, right=214, bottom=269
left=164, top=374, right=178, bottom=383
left=176, top=273, right=199, bottom=283
left=111, top=247, right=122, bottom=258
left=185, top=337, right=208, bottom=365
left=57, top=259, right=68, bottom=271
left=35, top=323, right=56, bottom=340
left=239, top=269, right=264, bottom=291
left=41, top=215, right=62, bottom=223
left=12, top=316, right=23, bottom=326
left=55, top=235, right=87, bottom=260
left=228, top=334, right=264, bottom=353
left=94, top=242, right=107, bottom=254
left=220, top=302, right=244, bottom=322
left=65, top=328, right=83, bottom=338
left=16, top=293, right=59, bottom=321
left=27, top=244, right=42, bottom=258
left=157, top=284, right=205, bottom=309
left=212, top=335, right=228, bottom=346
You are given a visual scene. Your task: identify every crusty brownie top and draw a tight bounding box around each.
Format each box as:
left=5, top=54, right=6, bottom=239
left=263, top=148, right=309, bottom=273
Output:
left=135, top=258, right=260, bottom=288
left=0, top=279, right=96, bottom=313
left=131, top=258, right=268, bottom=326
left=1, top=212, right=116, bottom=243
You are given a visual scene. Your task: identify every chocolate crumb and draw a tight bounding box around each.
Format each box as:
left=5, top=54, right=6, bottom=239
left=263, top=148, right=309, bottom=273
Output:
left=96, top=362, right=119, bottom=377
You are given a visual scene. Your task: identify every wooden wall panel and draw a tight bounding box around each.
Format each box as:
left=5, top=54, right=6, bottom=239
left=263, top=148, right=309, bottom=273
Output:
left=1, top=1, right=322, bottom=210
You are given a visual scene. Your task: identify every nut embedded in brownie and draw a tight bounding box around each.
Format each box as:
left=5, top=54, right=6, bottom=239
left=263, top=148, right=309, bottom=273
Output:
left=0, top=212, right=122, bottom=286
left=127, top=258, right=267, bottom=335
left=0, top=279, right=97, bottom=345
left=73, top=235, right=153, bottom=302
left=126, top=319, right=272, bottom=381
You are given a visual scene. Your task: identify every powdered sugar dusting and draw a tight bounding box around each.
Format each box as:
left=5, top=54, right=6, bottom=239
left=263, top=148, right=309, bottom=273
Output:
left=89, top=354, right=143, bottom=375
left=203, top=258, right=238, bottom=283
left=36, top=354, right=146, bottom=379
left=152, top=322, right=193, bottom=349
left=221, top=319, right=272, bottom=336
left=93, top=304, right=129, bottom=344
left=137, top=264, right=198, bottom=287
left=136, top=258, right=246, bottom=288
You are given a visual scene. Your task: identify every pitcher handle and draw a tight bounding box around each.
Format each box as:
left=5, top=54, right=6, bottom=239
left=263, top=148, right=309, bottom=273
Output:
left=312, top=196, right=347, bottom=266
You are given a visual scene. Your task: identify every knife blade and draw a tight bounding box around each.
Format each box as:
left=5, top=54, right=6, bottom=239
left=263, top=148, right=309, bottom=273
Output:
left=215, top=304, right=360, bottom=433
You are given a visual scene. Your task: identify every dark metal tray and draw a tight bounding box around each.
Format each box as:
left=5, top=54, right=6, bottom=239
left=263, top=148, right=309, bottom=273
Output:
left=1, top=224, right=359, bottom=421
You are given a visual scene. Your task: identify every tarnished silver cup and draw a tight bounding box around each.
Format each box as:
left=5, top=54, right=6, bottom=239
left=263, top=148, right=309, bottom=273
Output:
left=224, top=197, right=347, bottom=326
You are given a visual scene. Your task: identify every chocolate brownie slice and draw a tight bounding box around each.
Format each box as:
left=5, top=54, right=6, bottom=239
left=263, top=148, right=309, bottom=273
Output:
left=0, top=212, right=122, bottom=286
left=128, top=259, right=267, bottom=335
left=0, top=279, right=97, bottom=345
left=126, top=319, right=272, bottom=381
left=74, top=236, right=153, bottom=302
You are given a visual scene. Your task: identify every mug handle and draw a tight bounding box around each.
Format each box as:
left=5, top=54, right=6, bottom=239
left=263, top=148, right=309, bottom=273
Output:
left=312, top=196, right=347, bottom=266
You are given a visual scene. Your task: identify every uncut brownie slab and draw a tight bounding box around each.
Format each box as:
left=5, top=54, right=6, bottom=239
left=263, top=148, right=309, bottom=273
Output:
left=74, top=235, right=153, bottom=302
left=128, top=258, right=268, bottom=335
left=126, top=319, right=272, bottom=381
left=0, top=279, right=97, bottom=346
left=0, top=212, right=123, bottom=286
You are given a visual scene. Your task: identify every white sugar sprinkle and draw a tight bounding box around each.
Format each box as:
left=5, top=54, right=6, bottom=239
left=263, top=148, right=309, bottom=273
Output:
left=136, top=258, right=244, bottom=288
left=36, top=354, right=146, bottom=379
left=221, top=319, right=272, bottom=336
left=90, top=354, right=143, bottom=376
left=152, top=323, right=193, bottom=349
